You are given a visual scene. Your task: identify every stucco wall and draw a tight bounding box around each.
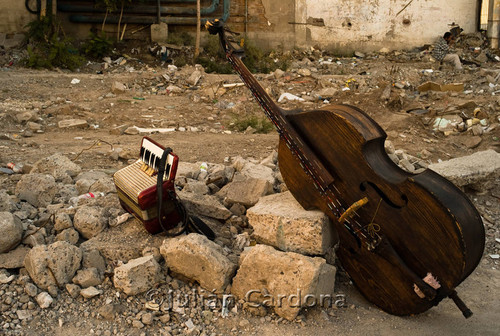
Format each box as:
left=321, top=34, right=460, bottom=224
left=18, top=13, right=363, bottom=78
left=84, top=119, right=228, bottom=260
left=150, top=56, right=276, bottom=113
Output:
left=0, top=0, right=36, bottom=33
left=252, top=0, right=479, bottom=51
left=302, top=0, right=479, bottom=51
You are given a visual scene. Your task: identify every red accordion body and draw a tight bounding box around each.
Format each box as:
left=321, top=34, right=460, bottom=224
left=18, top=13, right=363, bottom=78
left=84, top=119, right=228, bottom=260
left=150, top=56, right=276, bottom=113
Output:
left=113, top=137, right=181, bottom=234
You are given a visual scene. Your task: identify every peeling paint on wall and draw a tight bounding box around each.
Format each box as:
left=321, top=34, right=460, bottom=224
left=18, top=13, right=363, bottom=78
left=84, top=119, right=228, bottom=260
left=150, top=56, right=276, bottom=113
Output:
left=303, top=0, right=478, bottom=51
left=260, top=0, right=295, bottom=31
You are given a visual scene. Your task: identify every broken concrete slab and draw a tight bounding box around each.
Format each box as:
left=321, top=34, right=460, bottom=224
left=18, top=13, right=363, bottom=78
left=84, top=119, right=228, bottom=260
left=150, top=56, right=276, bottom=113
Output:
left=183, top=180, right=210, bottom=195
left=113, top=255, right=163, bottom=295
left=428, top=150, right=500, bottom=191
left=160, top=234, right=236, bottom=293
left=58, top=119, right=89, bottom=129
left=247, top=191, right=335, bottom=256
left=176, top=162, right=201, bottom=179
left=240, top=162, right=275, bottom=185
left=217, top=177, right=273, bottom=208
left=418, top=81, right=464, bottom=93
left=231, top=245, right=336, bottom=321
left=178, top=190, right=232, bottom=220
left=150, top=22, right=168, bottom=44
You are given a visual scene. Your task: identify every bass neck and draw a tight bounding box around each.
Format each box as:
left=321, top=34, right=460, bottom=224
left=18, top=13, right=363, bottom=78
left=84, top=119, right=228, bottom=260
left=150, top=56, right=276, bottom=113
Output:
left=225, top=50, right=335, bottom=192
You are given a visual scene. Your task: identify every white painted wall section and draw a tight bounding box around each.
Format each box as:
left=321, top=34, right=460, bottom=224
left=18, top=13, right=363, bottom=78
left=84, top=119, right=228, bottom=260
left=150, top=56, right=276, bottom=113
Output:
left=302, top=0, right=478, bottom=51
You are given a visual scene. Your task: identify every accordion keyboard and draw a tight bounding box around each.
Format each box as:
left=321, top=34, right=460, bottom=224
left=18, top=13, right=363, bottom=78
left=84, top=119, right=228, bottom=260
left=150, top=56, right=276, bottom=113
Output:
left=139, top=137, right=175, bottom=178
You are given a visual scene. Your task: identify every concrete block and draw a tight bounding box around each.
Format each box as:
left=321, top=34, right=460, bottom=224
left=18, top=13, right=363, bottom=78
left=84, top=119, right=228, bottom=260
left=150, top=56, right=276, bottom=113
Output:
left=247, top=191, right=335, bottom=256
left=231, top=245, right=336, bottom=321
left=160, top=233, right=236, bottom=293
left=151, top=22, right=168, bottom=44
left=429, top=150, right=500, bottom=191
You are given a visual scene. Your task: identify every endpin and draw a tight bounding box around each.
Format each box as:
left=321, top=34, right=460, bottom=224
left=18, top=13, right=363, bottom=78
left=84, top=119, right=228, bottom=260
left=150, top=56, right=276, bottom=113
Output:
left=449, top=290, right=473, bottom=318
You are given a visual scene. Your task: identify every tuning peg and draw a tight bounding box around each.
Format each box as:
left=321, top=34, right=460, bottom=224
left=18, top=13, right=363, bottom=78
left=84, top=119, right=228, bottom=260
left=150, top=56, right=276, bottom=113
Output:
left=206, top=19, right=223, bottom=35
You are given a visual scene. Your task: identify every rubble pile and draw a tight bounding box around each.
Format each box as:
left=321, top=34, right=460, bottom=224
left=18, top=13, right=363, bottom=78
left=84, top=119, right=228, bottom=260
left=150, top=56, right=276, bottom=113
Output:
left=0, top=151, right=330, bottom=334
left=0, top=135, right=498, bottom=334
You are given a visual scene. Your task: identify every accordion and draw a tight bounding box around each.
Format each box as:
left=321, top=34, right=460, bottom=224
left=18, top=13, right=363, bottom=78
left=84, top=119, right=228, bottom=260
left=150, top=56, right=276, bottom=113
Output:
left=113, top=137, right=181, bottom=234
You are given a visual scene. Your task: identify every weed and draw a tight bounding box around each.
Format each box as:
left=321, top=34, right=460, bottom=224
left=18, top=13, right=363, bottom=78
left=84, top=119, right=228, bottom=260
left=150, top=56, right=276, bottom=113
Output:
left=173, top=54, right=189, bottom=68
left=24, top=16, right=84, bottom=70
left=196, top=56, right=233, bottom=74
left=167, top=32, right=195, bottom=46
left=82, top=31, right=113, bottom=59
left=196, top=34, right=289, bottom=74
left=230, top=115, right=274, bottom=134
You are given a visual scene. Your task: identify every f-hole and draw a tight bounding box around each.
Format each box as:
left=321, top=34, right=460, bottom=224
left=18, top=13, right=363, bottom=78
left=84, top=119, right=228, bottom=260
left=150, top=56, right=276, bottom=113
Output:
left=360, top=181, right=408, bottom=209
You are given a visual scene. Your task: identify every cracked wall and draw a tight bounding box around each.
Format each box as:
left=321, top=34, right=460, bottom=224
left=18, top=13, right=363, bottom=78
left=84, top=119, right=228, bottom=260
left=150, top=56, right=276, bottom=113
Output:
left=303, top=0, right=478, bottom=51
left=250, top=0, right=478, bottom=51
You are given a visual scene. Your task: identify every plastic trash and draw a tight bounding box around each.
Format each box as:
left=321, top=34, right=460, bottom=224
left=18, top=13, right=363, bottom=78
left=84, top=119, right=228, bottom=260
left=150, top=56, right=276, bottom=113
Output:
left=69, top=192, right=105, bottom=206
left=6, top=163, right=22, bottom=173
left=278, top=93, right=305, bottom=103
left=0, top=168, right=14, bottom=175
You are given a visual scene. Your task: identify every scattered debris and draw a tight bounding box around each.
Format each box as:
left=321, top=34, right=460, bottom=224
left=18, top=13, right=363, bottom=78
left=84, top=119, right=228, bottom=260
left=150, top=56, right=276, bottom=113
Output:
left=418, top=82, right=464, bottom=92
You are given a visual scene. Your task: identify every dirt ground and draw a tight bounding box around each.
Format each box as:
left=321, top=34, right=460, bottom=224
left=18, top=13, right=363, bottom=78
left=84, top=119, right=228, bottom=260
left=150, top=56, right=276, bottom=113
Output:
left=1, top=49, right=500, bottom=335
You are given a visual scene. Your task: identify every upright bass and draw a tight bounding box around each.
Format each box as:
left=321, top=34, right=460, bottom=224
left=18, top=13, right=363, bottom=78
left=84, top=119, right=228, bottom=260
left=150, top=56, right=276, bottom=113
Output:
left=206, top=20, right=485, bottom=317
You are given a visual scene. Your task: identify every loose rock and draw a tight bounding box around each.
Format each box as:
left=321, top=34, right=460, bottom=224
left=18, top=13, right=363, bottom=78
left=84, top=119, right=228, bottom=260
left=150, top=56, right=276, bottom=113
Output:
left=36, top=292, right=53, bottom=309
left=24, top=241, right=82, bottom=290
left=0, top=245, right=31, bottom=268
left=31, top=153, right=82, bottom=180
left=0, top=212, right=23, bottom=253
left=113, top=255, right=163, bottom=295
left=73, top=206, right=107, bottom=239
left=247, top=191, right=336, bottom=255
left=15, top=174, right=57, bottom=207
left=160, top=234, right=236, bottom=293
left=231, top=244, right=336, bottom=321
left=80, top=286, right=103, bottom=299
left=72, top=267, right=103, bottom=288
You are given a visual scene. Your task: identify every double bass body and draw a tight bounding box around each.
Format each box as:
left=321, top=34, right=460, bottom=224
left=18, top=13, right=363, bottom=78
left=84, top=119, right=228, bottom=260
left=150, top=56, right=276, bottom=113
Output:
left=278, top=104, right=485, bottom=315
